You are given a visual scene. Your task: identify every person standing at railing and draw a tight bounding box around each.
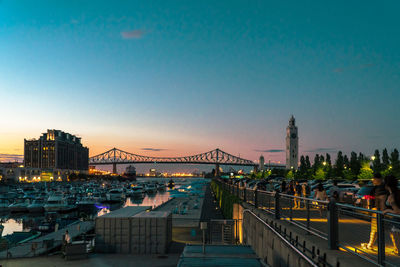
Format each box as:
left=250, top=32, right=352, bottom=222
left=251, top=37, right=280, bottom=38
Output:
left=314, top=183, right=327, bottom=216
left=329, top=180, right=340, bottom=202
left=294, top=181, right=302, bottom=209
left=382, top=175, right=400, bottom=255
left=287, top=181, right=295, bottom=195
left=301, top=182, right=309, bottom=207
left=361, top=173, right=387, bottom=250
left=280, top=181, right=287, bottom=193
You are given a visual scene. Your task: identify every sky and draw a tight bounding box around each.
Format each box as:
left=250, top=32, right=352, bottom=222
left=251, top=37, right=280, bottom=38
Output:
left=0, top=1, right=399, bottom=171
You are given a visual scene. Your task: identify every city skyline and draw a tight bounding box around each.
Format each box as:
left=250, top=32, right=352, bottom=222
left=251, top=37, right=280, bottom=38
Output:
left=1, top=1, right=399, bottom=167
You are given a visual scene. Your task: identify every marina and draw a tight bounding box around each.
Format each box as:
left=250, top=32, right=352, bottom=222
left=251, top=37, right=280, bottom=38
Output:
left=0, top=178, right=210, bottom=259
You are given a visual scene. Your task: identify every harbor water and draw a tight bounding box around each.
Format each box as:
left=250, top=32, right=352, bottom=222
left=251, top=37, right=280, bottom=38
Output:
left=0, top=178, right=208, bottom=238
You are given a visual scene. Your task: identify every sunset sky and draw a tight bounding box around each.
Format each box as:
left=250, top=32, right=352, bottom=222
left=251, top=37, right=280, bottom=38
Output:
left=0, top=1, right=399, bottom=171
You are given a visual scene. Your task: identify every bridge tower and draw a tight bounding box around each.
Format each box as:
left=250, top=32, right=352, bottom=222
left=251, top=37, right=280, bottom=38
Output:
left=112, top=163, right=117, bottom=174
left=215, top=148, right=220, bottom=177
left=112, top=147, right=117, bottom=174
left=215, top=163, right=220, bottom=177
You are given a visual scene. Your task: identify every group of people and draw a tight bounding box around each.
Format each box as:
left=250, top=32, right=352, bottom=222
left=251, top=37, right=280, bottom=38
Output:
left=279, top=180, right=334, bottom=211
left=361, top=174, right=400, bottom=254
left=278, top=175, right=400, bottom=254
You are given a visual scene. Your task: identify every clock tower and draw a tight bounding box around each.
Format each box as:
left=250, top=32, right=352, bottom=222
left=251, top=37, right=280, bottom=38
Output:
left=286, top=115, right=298, bottom=170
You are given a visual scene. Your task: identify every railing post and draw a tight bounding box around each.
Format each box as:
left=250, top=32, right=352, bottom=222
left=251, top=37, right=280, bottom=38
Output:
left=275, top=191, right=280, bottom=219
left=328, top=200, right=338, bottom=250
left=254, top=189, right=258, bottom=208
left=290, top=196, right=293, bottom=221
left=244, top=187, right=247, bottom=202
left=306, top=199, right=310, bottom=231
left=377, top=213, right=385, bottom=265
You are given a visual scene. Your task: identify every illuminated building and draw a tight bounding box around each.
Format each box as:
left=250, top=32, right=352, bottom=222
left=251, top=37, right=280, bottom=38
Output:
left=0, top=166, right=42, bottom=183
left=24, top=129, right=89, bottom=171
left=149, top=168, right=157, bottom=177
left=259, top=155, right=265, bottom=171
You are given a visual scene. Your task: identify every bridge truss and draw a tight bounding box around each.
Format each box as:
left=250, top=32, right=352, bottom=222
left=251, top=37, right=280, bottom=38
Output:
left=89, top=148, right=256, bottom=166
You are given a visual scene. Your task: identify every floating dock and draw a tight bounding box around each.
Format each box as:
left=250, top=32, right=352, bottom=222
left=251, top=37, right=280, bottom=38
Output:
left=0, top=220, right=94, bottom=259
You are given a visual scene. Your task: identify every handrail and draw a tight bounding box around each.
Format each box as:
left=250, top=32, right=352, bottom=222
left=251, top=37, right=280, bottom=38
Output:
left=279, top=192, right=329, bottom=203
left=242, top=209, right=319, bottom=267
left=240, top=187, right=330, bottom=203
left=236, top=182, right=396, bottom=217
left=337, top=202, right=400, bottom=219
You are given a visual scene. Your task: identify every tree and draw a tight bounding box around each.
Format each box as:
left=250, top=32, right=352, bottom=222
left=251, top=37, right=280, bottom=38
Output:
left=326, top=153, right=332, bottom=166
left=299, top=155, right=307, bottom=175
left=313, top=168, right=326, bottom=180
left=382, top=148, right=390, bottom=170
left=305, top=156, right=311, bottom=169
left=313, top=154, right=321, bottom=173
left=350, top=151, right=361, bottom=176
left=372, top=149, right=382, bottom=173
left=343, top=169, right=354, bottom=180
left=271, top=168, right=285, bottom=177
left=335, top=151, right=345, bottom=178
left=343, top=155, right=349, bottom=167
left=286, top=170, right=294, bottom=179
left=358, top=160, right=374, bottom=180
left=390, top=149, right=400, bottom=178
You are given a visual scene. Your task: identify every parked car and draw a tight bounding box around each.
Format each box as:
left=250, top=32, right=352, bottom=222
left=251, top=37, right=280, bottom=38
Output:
left=353, top=186, right=375, bottom=209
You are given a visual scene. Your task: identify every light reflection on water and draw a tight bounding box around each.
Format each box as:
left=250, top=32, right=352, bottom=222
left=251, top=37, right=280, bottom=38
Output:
left=96, top=190, right=171, bottom=217
left=1, top=219, right=23, bottom=236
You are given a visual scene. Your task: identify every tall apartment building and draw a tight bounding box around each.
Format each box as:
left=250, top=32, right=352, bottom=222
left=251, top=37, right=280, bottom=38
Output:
left=24, top=129, right=89, bottom=171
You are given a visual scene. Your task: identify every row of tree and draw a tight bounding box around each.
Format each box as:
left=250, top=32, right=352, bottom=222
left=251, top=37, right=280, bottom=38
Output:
left=292, top=148, right=400, bottom=180
left=250, top=148, right=400, bottom=180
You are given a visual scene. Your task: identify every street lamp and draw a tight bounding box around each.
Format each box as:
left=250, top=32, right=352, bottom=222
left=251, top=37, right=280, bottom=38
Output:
left=371, top=156, right=376, bottom=161
left=323, top=161, right=327, bottom=166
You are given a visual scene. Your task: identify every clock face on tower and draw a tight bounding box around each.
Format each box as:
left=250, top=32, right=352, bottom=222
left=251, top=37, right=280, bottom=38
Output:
left=291, top=133, right=297, bottom=139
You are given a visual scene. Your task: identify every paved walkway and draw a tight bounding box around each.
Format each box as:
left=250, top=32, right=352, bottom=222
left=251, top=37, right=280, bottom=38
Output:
left=200, top=182, right=224, bottom=221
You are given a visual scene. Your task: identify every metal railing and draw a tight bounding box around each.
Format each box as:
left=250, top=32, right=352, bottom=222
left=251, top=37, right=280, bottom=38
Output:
left=335, top=203, right=400, bottom=267
left=171, top=217, right=241, bottom=245
left=220, top=180, right=330, bottom=239
left=243, top=209, right=319, bottom=267
left=218, top=179, right=400, bottom=267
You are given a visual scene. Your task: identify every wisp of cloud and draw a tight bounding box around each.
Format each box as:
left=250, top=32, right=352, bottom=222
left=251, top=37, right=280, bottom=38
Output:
left=121, top=30, right=145, bottom=39
left=254, top=149, right=284, bottom=153
left=141, top=148, right=167, bottom=152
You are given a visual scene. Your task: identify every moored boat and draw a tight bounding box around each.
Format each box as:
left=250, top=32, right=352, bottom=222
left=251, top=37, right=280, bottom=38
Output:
left=106, top=188, right=125, bottom=202
left=44, top=194, right=76, bottom=212
left=27, top=198, right=45, bottom=213
left=145, top=183, right=157, bottom=194
left=8, top=198, right=30, bottom=213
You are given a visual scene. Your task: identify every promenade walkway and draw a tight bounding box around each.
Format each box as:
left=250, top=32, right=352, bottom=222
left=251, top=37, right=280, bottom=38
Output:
left=200, top=183, right=224, bottom=221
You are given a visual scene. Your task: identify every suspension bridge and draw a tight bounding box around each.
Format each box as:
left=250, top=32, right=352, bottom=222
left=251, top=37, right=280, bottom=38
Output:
left=89, top=148, right=284, bottom=174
